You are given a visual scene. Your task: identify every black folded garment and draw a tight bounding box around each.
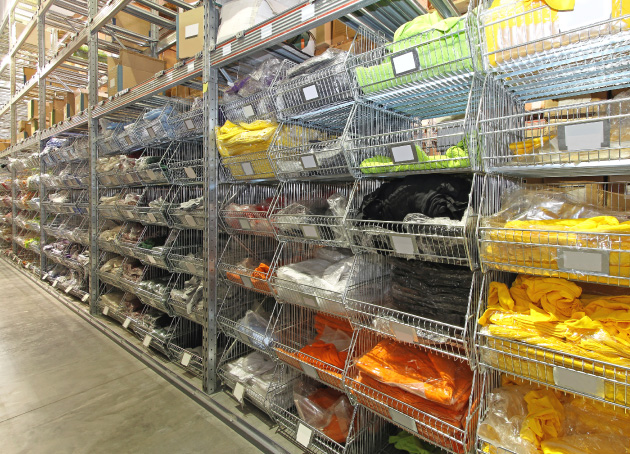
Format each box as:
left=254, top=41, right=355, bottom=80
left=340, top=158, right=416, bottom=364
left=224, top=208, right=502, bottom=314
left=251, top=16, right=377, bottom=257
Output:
left=390, top=258, right=472, bottom=327
left=359, top=175, right=471, bottom=222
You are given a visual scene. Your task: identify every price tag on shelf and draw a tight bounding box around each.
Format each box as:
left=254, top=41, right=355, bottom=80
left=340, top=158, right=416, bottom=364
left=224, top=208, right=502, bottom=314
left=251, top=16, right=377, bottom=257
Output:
left=147, top=213, right=157, bottom=223
left=390, top=234, right=417, bottom=256
left=65, top=286, right=73, bottom=294
left=82, top=294, right=90, bottom=303
left=241, top=275, right=254, bottom=289
left=187, top=61, right=195, bottom=73
left=301, top=294, right=319, bottom=309
left=184, top=119, right=195, bottom=130
left=390, top=143, right=417, bottom=163
left=185, top=215, right=196, bottom=227
left=242, top=105, right=255, bottom=119
left=238, top=218, right=251, bottom=230
left=261, top=24, right=272, bottom=39
left=241, top=162, right=254, bottom=176
left=146, top=127, right=156, bottom=139
left=223, top=43, right=231, bottom=57
left=42, top=273, right=48, bottom=280
left=147, top=256, right=157, bottom=265
left=233, top=382, right=245, bottom=403
left=301, top=225, right=319, bottom=239
left=389, top=320, right=418, bottom=344
left=125, top=174, right=135, bottom=183
left=302, top=84, right=319, bottom=101
left=52, top=279, right=58, bottom=288
left=102, top=306, right=109, bottom=316
left=301, top=3, right=315, bottom=21
left=185, top=262, right=197, bottom=274
left=146, top=170, right=156, bottom=180
left=181, top=352, right=192, bottom=367
left=559, top=120, right=608, bottom=152
left=296, top=424, right=312, bottom=448
left=391, top=51, right=419, bottom=77
left=300, top=155, right=318, bottom=170
left=184, top=167, right=197, bottom=179
left=123, top=317, right=132, bottom=329
left=143, top=334, right=152, bottom=347
left=558, top=249, right=609, bottom=274
left=388, top=408, right=418, bottom=433
left=301, top=362, right=319, bottom=380
left=558, top=0, right=612, bottom=33
left=553, top=366, right=605, bottom=398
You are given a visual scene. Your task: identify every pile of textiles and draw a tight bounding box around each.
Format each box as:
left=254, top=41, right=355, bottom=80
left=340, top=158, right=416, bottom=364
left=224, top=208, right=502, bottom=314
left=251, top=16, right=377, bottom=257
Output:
left=48, top=190, right=69, bottom=204
left=223, top=196, right=275, bottom=234
left=478, top=274, right=630, bottom=405
left=235, top=303, right=273, bottom=350
left=170, top=275, right=204, bottom=315
left=96, top=156, right=137, bottom=175
left=222, top=351, right=276, bottom=400
left=99, top=194, right=121, bottom=206
left=216, top=120, right=277, bottom=158
left=46, top=267, right=85, bottom=291
left=121, top=260, right=144, bottom=283
left=478, top=380, right=630, bottom=454
left=136, top=308, right=175, bottom=340
left=293, top=380, right=353, bottom=444
left=136, top=276, right=171, bottom=299
left=117, top=223, right=144, bottom=248
left=354, top=11, right=472, bottom=95
left=98, top=223, right=122, bottom=244
left=225, top=257, right=273, bottom=293
left=100, top=255, right=124, bottom=275
left=171, top=196, right=203, bottom=226
left=274, top=193, right=347, bottom=242
left=117, top=193, right=141, bottom=207
left=349, top=338, right=473, bottom=446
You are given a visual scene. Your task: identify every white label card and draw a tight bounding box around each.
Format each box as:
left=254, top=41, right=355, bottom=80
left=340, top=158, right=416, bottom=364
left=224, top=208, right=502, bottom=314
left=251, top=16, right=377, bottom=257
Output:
left=261, top=24, right=272, bottom=39
left=233, top=382, right=245, bottom=403
left=558, top=0, right=612, bottom=32
left=223, top=43, right=231, bottom=57
left=181, top=352, right=192, bottom=367
left=185, top=262, right=197, bottom=274
left=301, top=155, right=318, bottom=170
left=296, top=424, right=313, bottom=448
left=238, top=218, right=251, bottom=230
left=301, top=362, right=319, bottom=379
left=146, top=170, right=156, bottom=180
left=389, top=408, right=418, bottom=433
left=391, top=144, right=416, bottom=163
left=184, top=167, right=197, bottom=179
left=147, top=213, right=157, bottom=223
left=102, top=306, right=109, bottom=316
left=184, top=119, right=195, bottom=130
left=242, top=105, right=255, bottom=118
left=301, top=294, right=319, bottom=309
left=389, top=320, right=418, bottom=344
left=302, top=225, right=319, bottom=239
left=143, top=334, right=152, bottom=347
left=553, top=366, right=605, bottom=398
left=187, top=62, right=195, bottom=73
left=241, top=162, right=254, bottom=176
left=241, top=275, right=254, bottom=289
left=185, top=23, right=199, bottom=39
left=559, top=249, right=609, bottom=274
left=109, top=78, right=116, bottom=88
left=125, top=136, right=133, bottom=145
left=123, top=317, right=131, bottom=329
left=562, top=121, right=606, bottom=151
left=65, top=286, right=73, bottom=294
left=125, top=175, right=134, bottom=183
left=82, top=294, right=90, bottom=302
left=185, top=215, right=196, bottom=226
left=147, top=256, right=156, bottom=264
left=52, top=280, right=58, bottom=288
left=42, top=273, right=48, bottom=280
left=302, top=85, right=319, bottom=101
left=146, top=127, right=156, bottom=138
left=392, top=51, right=419, bottom=76
left=390, top=235, right=417, bottom=256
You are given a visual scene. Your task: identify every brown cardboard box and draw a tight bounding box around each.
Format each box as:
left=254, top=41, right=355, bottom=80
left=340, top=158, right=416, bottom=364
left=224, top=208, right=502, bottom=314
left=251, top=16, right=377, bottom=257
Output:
left=161, top=49, right=178, bottom=69
left=30, top=119, right=38, bottom=132
left=17, top=120, right=28, bottom=132
left=15, top=23, right=53, bottom=51
left=23, top=67, right=36, bottom=85
left=74, top=89, right=89, bottom=113
left=107, top=50, right=166, bottom=95
left=0, top=140, right=10, bottom=153
left=48, top=99, right=65, bottom=126
left=113, top=11, right=151, bottom=49
left=63, top=92, right=75, bottom=119
left=176, top=6, right=203, bottom=59
left=27, top=99, right=38, bottom=121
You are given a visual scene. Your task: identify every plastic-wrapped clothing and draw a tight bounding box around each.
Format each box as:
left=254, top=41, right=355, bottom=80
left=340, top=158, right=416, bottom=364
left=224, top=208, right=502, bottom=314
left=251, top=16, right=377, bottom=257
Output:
left=360, top=144, right=469, bottom=175
left=223, top=351, right=275, bottom=386
left=315, top=313, right=354, bottom=336
left=541, top=434, right=630, bottom=454
left=359, top=175, right=471, bottom=222
left=237, top=310, right=272, bottom=350
left=286, top=49, right=347, bottom=79
left=215, top=120, right=277, bottom=157
left=520, top=389, right=565, bottom=450
left=293, top=383, right=352, bottom=443
left=223, top=58, right=284, bottom=100
left=299, top=341, right=348, bottom=369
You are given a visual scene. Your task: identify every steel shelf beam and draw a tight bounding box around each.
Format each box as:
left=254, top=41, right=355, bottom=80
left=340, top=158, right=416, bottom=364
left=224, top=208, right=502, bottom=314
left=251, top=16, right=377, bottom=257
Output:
left=39, top=111, right=89, bottom=139
left=10, top=17, right=37, bottom=57
left=0, top=132, right=40, bottom=158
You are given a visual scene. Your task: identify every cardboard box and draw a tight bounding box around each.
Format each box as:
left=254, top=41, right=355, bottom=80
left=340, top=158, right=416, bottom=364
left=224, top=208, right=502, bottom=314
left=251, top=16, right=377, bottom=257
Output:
left=30, top=119, right=39, bottom=132
left=48, top=99, right=65, bottom=126
left=160, top=48, right=178, bottom=69
left=17, top=120, right=28, bottom=132
left=27, top=99, right=38, bottom=121
left=107, top=50, right=166, bottom=95
left=176, top=6, right=204, bottom=59
left=74, top=89, right=89, bottom=113
left=23, top=67, right=36, bottom=85
left=0, top=140, right=10, bottom=153
left=113, top=11, right=151, bottom=49
left=14, top=23, right=53, bottom=51
left=63, top=92, right=75, bottom=119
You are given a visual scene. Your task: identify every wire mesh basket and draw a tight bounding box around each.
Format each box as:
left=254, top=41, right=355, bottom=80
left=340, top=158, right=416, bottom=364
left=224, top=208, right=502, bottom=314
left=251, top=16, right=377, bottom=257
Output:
left=71, top=216, right=90, bottom=246
left=97, top=188, right=126, bottom=220
left=132, top=186, right=174, bottom=227
left=132, top=225, right=176, bottom=270
left=269, top=181, right=352, bottom=247
left=167, top=320, right=204, bottom=377
left=135, top=145, right=174, bottom=185
left=167, top=272, right=205, bottom=325
left=344, top=253, right=480, bottom=363
left=97, top=285, right=137, bottom=325
left=168, top=141, right=204, bottom=185
left=217, top=234, right=278, bottom=295
left=475, top=271, right=630, bottom=409
left=97, top=219, right=124, bottom=254
left=98, top=125, right=125, bottom=156
left=478, top=76, right=630, bottom=176
left=167, top=230, right=204, bottom=277
left=477, top=0, right=630, bottom=99
left=43, top=241, right=88, bottom=273
left=117, top=188, right=146, bottom=222
left=168, top=98, right=204, bottom=140
left=344, top=329, right=481, bottom=454
left=344, top=103, right=476, bottom=178
left=217, top=284, right=277, bottom=354
left=134, top=103, right=181, bottom=145
left=132, top=265, right=174, bottom=313
left=344, top=175, right=480, bottom=267
left=478, top=175, right=630, bottom=286
left=220, top=183, right=278, bottom=237
left=268, top=119, right=352, bottom=181
left=132, top=310, right=182, bottom=356
left=114, top=121, right=143, bottom=153
left=167, top=185, right=204, bottom=230
left=116, top=222, right=146, bottom=259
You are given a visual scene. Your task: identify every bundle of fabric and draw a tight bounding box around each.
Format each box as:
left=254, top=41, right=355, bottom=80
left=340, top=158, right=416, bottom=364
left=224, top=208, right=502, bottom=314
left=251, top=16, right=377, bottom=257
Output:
left=122, top=261, right=144, bottom=283
left=478, top=380, right=630, bottom=454
left=223, top=351, right=276, bottom=399
left=274, top=192, right=347, bottom=241
left=216, top=120, right=277, bottom=158
left=170, top=275, right=204, bottom=314
left=478, top=274, right=630, bottom=405
left=224, top=196, right=274, bottom=233
left=225, top=257, right=273, bottom=293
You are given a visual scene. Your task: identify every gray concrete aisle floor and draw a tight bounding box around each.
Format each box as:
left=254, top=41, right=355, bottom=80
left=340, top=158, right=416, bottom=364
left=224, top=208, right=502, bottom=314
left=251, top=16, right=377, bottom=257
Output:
left=0, top=260, right=260, bottom=454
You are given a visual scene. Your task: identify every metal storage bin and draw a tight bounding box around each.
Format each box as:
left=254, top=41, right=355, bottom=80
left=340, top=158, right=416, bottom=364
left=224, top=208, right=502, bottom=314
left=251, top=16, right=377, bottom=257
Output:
left=168, top=186, right=205, bottom=230
left=96, top=219, right=123, bottom=254
left=220, top=183, right=278, bottom=237
left=167, top=230, right=204, bottom=277
left=135, top=145, right=173, bottom=185
left=132, top=225, right=175, bottom=270
left=97, top=188, right=126, bottom=221
left=167, top=272, right=205, bottom=325
left=114, top=120, right=143, bottom=153
left=132, top=265, right=174, bottom=313
left=169, top=141, right=204, bottom=185
left=167, top=320, right=204, bottom=377
left=131, top=186, right=174, bottom=227
left=134, top=103, right=181, bottom=145
left=169, top=98, right=204, bottom=140
left=116, top=222, right=146, bottom=259
left=117, top=188, right=146, bottom=222
left=133, top=311, right=181, bottom=357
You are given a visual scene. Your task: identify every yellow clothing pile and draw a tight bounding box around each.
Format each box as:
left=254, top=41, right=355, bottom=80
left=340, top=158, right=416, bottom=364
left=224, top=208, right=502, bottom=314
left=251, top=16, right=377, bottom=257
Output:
left=478, top=275, right=630, bottom=405
left=216, top=120, right=277, bottom=178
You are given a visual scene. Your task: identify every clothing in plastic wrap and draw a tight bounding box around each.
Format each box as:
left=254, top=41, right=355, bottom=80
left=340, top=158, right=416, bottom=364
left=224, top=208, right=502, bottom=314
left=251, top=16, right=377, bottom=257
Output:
left=360, top=141, right=469, bottom=174
left=223, top=58, right=284, bottom=101
left=286, top=49, right=347, bottom=79
left=236, top=308, right=272, bottom=350
left=216, top=120, right=277, bottom=157
left=275, top=193, right=348, bottom=241
left=223, top=351, right=276, bottom=399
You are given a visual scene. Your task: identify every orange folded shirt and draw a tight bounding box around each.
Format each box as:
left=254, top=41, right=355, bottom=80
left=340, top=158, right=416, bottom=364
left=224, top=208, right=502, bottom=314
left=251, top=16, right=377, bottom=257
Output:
left=306, top=387, right=352, bottom=444
left=299, top=341, right=348, bottom=369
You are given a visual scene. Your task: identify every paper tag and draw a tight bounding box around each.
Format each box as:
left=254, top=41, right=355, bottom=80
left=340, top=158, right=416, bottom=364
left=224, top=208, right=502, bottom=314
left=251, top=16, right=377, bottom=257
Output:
left=146, top=170, right=156, bottom=180
left=301, top=362, right=319, bottom=379
left=42, top=273, right=48, bottom=280
left=241, top=275, right=254, bottom=289
left=103, top=306, right=109, bottom=315
left=300, top=155, right=318, bottom=170
left=147, top=256, right=156, bottom=264
left=123, top=317, right=131, bottom=329
left=559, top=120, right=608, bottom=151
left=233, top=382, right=245, bottom=403
left=296, top=424, right=312, bottom=448
left=302, top=85, right=318, bottom=101
left=52, top=280, right=58, bottom=288
left=301, top=294, right=319, bottom=308
left=185, top=23, right=199, bottom=38
left=82, top=294, right=90, bottom=302
left=185, top=215, right=196, bottom=226
left=65, top=286, right=73, bottom=294
left=185, top=262, right=197, bottom=274
left=392, top=51, right=419, bottom=76
left=241, top=162, right=254, bottom=176
left=558, top=0, right=612, bottom=32
left=261, top=23, right=272, bottom=39
left=184, top=167, right=197, bottom=179
left=390, top=235, right=417, bottom=256
left=147, top=213, right=157, bottom=223
left=558, top=249, right=609, bottom=274
left=301, top=225, right=319, bottom=239
left=184, top=119, right=195, bottom=130
left=187, top=61, right=195, bottom=73
left=553, top=366, right=605, bottom=398
left=181, top=352, right=192, bottom=366
left=146, top=127, right=156, bottom=139
left=301, top=3, right=315, bottom=21
left=389, top=320, right=418, bottom=344
left=124, top=136, right=133, bottom=145
left=223, top=43, right=231, bottom=56
left=125, top=174, right=134, bottom=183
left=389, top=408, right=418, bottom=433
left=143, top=334, right=152, bottom=347
left=242, top=105, right=255, bottom=118
left=238, top=218, right=251, bottom=230
left=391, top=144, right=417, bottom=163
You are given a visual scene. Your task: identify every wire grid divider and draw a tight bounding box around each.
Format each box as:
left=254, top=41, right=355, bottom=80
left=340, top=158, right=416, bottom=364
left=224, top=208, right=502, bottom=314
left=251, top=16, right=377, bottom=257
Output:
left=270, top=303, right=352, bottom=391
left=268, top=117, right=352, bottom=181
left=96, top=160, right=125, bottom=188
left=268, top=367, right=389, bottom=454
left=168, top=98, right=204, bottom=140
left=132, top=185, right=174, bottom=227
left=478, top=174, right=630, bottom=286
left=167, top=229, right=204, bottom=277
left=344, top=329, right=482, bottom=454
left=114, top=120, right=144, bottom=153
left=344, top=253, right=481, bottom=364
left=97, top=188, right=126, bottom=221
left=166, top=319, right=204, bottom=377
left=96, top=219, right=124, bottom=255
left=59, top=162, right=89, bottom=189
left=167, top=185, right=205, bottom=230
left=347, top=3, right=481, bottom=117
left=167, top=272, right=206, bottom=325
left=133, top=266, right=176, bottom=315
left=221, top=60, right=296, bottom=124
left=135, top=103, right=182, bottom=146
left=344, top=174, right=481, bottom=268
left=217, top=339, right=274, bottom=413
left=220, top=183, right=278, bottom=238
left=42, top=214, right=63, bottom=238
left=115, top=222, right=148, bottom=260
left=269, top=181, right=353, bottom=248
left=168, top=141, right=204, bottom=185
left=71, top=216, right=90, bottom=246
left=217, top=234, right=279, bottom=296
left=96, top=285, right=132, bottom=325
left=477, top=0, right=630, bottom=100
left=343, top=103, right=476, bottom=179
left=135, top=144, right=175, bottom=186
left=274, top=32, right=376, bottom=127
left=478, top=75, right=630, bottom=176
left=269, top=243, right=351, bottom=318
left=474, top=271, right=630, bottom=410
left=217, top=284, right=277, bottom=355
left=132, top=226, right=177, bottom=270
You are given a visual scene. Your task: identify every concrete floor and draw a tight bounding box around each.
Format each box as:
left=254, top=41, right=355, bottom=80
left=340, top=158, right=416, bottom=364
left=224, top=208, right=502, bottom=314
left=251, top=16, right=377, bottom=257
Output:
left=0, top=261, right=261, bottom=454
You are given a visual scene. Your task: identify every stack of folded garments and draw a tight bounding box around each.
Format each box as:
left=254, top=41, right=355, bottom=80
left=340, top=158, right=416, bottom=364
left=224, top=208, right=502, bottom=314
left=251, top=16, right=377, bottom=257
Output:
left=478, top=274, right=630, bottom=405
left=216, top=120, right=277, bottom=157
left=170, top=275, right=204, bottom=315
left=274, top=193, right=347, bottom=241
left=98, top=223, right=122, bottom=244
left=122, top=260, right=144, bottom=283
left=223, top=351, right=276, bottom=400
left=478, top=381, right=630, bottom=454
